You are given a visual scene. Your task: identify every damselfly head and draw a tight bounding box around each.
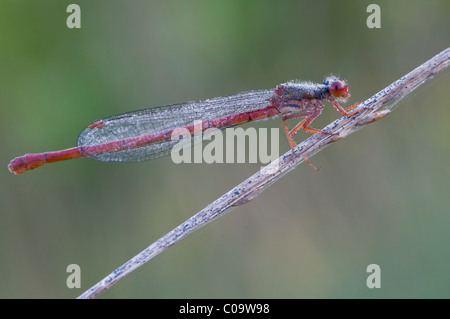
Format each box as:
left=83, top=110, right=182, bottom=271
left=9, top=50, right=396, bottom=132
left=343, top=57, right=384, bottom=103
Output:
left=324, top=77, right=350, bottom=100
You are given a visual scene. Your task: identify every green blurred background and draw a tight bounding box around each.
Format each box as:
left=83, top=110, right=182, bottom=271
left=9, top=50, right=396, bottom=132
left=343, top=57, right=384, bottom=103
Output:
left=1, top=0, right=449, bottom=298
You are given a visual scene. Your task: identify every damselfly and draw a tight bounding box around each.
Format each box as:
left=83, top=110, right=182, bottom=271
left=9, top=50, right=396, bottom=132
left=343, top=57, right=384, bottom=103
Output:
left=9, top=76, right=360, bottom=174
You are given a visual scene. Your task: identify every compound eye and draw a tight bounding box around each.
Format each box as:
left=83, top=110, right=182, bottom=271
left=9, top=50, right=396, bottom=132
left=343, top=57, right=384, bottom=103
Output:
left=329, top=80, right=348, bottom=97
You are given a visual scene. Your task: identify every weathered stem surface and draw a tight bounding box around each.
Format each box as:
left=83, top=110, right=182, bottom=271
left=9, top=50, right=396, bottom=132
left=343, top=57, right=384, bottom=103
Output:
left=78, top=47, right=449, bottom=299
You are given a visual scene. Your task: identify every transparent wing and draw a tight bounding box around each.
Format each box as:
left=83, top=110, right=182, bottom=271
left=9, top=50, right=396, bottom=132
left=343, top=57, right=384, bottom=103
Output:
left=77, top=89, right=274, bottom=162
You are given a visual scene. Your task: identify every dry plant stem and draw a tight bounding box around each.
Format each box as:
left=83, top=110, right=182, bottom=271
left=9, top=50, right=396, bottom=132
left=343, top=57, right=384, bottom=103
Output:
left=78, top=47, right=449, bottom=299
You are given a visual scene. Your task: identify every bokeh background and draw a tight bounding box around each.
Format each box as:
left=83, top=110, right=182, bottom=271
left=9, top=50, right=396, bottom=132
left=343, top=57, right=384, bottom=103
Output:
left=1, top=0, right=449, bottom=298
